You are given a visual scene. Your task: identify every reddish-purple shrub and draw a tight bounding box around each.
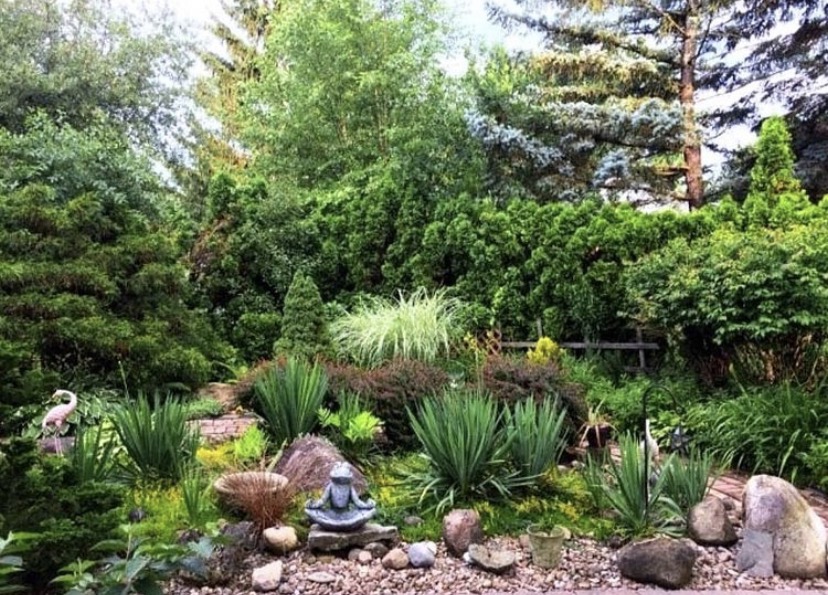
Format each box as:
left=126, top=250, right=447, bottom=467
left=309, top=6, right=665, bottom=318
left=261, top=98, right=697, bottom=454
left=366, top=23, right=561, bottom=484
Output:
left=325, top=359, right=449, bottom=450
left=481, top=355, right=587, bottom=439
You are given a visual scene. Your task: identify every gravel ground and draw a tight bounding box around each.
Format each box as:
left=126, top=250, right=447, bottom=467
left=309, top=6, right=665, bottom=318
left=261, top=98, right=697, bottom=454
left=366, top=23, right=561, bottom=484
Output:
left=165, top=532, right=828, bottom=595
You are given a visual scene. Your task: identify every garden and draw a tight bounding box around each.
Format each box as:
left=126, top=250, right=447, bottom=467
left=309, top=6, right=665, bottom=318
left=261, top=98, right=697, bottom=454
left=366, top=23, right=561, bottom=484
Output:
left=2, top=0, right=828, bottom=592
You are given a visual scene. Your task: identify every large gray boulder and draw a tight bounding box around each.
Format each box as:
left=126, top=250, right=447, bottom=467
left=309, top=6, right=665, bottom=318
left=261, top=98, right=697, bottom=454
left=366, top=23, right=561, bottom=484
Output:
left=442, top=509, right=483, bottom=557
left=743, top=474, right=828, bottom=579
left=274, top=435, right=366, bottom=494
left=616, top=536, right=697, bottom=589
left=688, top=497, right=738, bottom=546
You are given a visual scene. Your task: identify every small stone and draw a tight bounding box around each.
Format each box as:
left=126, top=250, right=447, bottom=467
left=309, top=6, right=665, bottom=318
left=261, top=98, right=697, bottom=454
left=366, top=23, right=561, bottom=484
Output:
left=381, top=548, right=409, bottom=570
left=518, top=534, right=531, bottom=549
left=348, top=548, right=363, bottom=561
left=442, top=509, right=484, bottom=557
left=252, top=560, right=283, bottom=592
left=404, top=515, right=424, bottom=526
left=263, top=526, right=300, bottom=554
left=307, top=571, right=337, bottom=584
left=364, top=542, right=390, bottom=559
left=358, top=550, right=373, bottom=564
left=408, top=542, right=436, bottom=568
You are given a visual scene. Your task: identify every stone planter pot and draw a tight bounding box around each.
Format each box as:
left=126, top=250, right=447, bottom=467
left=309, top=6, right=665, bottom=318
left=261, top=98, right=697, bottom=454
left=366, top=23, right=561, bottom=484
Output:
left=526, top=524, right=568, bottom=569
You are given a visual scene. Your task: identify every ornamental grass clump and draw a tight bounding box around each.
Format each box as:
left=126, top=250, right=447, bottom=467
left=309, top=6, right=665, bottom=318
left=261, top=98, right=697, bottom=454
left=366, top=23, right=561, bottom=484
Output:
left=254, top=357, right=328, bottom=446
left=217, top=473, right=295, bottom=531
left=330, top=288, right=463, bottom=367
left=407, top=389, right=530, bottom=513
left=112, top=393, right=200, bottom=484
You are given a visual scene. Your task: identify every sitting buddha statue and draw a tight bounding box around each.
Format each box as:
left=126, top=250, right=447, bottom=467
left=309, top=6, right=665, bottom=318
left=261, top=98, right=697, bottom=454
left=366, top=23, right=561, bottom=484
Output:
left=305, top=462, right=377, bottom=531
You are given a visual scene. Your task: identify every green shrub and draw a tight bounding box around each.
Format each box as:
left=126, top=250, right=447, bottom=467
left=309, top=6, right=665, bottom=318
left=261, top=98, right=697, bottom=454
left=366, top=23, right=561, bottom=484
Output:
left=254, top=357, right=327, bottom=446
left=0, top=439, right=124, bottom=592
left=330, top=288, right=463, bottom=367
left=184, top=398, right=225, bottom=420
left=686, top=382, right=828, bottom=484
left=407, top=390, right=530, bottom=513
left=325, top=359, right=449, bottom=450
left=318, top=392, right=383, bottom=463
left=0, top=532, right=35, bottom=594
left=112, top=393, right=201, bottom=483
left=232, top=425, right=269, bottom=467
left=274, top=271, right=330, bottom=360
left=482, top=354, right=587, bottom=440
left=504, top=396, right=568, bottom=479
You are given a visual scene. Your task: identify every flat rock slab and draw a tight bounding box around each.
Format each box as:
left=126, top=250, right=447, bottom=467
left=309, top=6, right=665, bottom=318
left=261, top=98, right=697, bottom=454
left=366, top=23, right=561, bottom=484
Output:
left=307, top=523, right=399, bottom=552
left=467, top=543, right=516, bottom=574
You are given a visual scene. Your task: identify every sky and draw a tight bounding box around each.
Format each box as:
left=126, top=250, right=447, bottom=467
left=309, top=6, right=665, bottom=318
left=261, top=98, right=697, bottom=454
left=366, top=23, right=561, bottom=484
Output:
left=163, top=0, right=761, bottom=158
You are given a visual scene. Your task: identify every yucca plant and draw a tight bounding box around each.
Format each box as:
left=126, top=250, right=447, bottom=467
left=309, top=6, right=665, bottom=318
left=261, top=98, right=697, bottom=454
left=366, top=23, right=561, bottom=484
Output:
left=254, top=357, right=327, bottom=446
left=596, top=433, right=682, bottom=536
left=112, top=393, right=200, bottom=483
left=504, top=396, right=568, bottom=479
left=407, top=389, right=528, bottom=513
left=70, top=423, right=119, bottom=484
left=660, top=448, right=715, bottom=514
left=330, top=288, right=463, bottom=367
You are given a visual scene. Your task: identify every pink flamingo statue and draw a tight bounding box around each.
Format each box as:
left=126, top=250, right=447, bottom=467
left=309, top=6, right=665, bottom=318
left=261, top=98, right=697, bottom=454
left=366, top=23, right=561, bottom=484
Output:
left=42, top=389, right=78, bottom=454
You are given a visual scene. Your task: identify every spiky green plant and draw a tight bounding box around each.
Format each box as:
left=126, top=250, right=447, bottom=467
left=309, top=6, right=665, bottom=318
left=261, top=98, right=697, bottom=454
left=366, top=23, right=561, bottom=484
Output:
left=504, top=396, right=568, bottom=479
left=660, top=448, right=715, bottom=514
left=596, top=433, right=682, bottom=536
left=254, top=357, right=328, bottom=446
left=330, top=288, right=463, bottom=367
left=70, top=424, right=119, bottom=484
left=407, top=389, right=529, bottom=513
left=112, top=393, right=200, bottom=483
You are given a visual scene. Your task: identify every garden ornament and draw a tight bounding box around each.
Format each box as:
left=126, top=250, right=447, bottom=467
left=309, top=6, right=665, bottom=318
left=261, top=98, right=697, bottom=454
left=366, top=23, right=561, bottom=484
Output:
left=42, top=389, right=77, bottom=454
left=305, top=462, right=376, bottom=531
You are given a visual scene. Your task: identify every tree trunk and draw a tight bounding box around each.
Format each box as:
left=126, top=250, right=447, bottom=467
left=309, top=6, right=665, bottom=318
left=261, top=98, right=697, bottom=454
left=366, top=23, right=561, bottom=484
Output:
left=680, top=5, right=703, bottom=209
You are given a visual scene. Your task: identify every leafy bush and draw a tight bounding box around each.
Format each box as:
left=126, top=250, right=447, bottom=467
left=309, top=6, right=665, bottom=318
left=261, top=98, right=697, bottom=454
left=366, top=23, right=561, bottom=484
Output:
left=325, top=359, right=449, bottom=450
left=318, top=392, right=383, bottom=463
left=407, top=390, right=530, bottom=512
left=482, top=355, right=587, bottom=438
left=52, top=526, right=217, bottom=595
left=254, top=357, right=327, bottom=446
left=0, top=439, right=124, bottom=591
left=686, top=382, right=828, bottom=484
left=527, top=337, right=564, bottom=365
left=625, top=223, right=828, bottom=384
left=184, top=398, right=225, bottom=420
left=112, top=393, right=201, bottom=483
left=274, top=271, right=330, bottom=360
left=330, top=288, right=463, bottom=367
left=0, top=532, right=36, bottom=595
left=504, top=397, right=568, bottom=478
left=232, top=425, right=269, bottom=467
